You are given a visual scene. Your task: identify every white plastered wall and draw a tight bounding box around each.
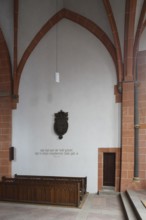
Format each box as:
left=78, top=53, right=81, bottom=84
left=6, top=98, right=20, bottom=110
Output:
left=12, top=19, right=121, bottom=193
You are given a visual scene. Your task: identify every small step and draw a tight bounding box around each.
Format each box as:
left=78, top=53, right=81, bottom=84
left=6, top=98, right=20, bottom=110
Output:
left=98, top=186, right=119, bottom=195
left=126, top=190, right=146, bottom=220
left=120, top=192, right=137, bottom=220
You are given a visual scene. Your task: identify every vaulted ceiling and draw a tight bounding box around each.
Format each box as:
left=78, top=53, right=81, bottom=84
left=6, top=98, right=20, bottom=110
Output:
left=0, top=0, right=145, bottom=100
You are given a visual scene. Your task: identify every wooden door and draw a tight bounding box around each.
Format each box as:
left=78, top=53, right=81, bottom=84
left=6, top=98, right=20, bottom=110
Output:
left=103, top=153, right=115, bottom=186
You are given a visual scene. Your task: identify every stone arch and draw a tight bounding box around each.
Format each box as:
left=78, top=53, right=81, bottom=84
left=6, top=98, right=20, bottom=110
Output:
left=0, top=28, right=12, bottom=95
left=14, top=8, right=117, bottom=96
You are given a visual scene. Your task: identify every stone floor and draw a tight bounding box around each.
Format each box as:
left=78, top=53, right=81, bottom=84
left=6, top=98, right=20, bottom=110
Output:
left=0, top=193, right=126, bottom=220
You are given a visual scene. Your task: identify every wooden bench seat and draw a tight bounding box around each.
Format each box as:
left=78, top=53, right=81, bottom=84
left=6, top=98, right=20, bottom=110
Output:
left=0, top=175, right=87, bottom=207
left=14, top=174, right=87, bottom=200
left=0, top=177, right=80, bottom=207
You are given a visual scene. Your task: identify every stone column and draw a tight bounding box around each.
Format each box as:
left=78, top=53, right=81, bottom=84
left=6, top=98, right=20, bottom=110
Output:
left=120, top=82, right=134, bottom=191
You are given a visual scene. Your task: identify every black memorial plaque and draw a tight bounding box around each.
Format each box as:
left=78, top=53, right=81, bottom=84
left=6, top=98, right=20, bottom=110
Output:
left=54, top=110, right=68, bottom=139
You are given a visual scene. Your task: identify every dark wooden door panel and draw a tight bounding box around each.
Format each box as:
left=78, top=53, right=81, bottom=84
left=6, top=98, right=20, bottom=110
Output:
left=103, top=153, right=115, bottom=186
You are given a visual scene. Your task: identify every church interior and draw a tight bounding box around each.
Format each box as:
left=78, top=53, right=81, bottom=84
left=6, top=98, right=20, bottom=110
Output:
left=0, top=0, right=146, bottom=219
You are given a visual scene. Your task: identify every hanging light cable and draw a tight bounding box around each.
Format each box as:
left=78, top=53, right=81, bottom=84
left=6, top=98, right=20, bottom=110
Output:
left=55, top=0, right=60, bottom=83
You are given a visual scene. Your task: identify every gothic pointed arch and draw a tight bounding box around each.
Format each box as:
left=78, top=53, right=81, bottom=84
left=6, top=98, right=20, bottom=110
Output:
left=103, top=0, right=123, bottom=83
left=14, top=8, right=117, bottom=97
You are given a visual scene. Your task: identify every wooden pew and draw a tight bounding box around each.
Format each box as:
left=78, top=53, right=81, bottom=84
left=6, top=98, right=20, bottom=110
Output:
left=0, top=177, right=80, bottom=207
left=14, top=174, right=87, bottom=200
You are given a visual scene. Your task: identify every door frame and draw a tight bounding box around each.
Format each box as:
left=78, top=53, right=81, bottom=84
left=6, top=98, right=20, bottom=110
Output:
left=98, top=148, right=121, bottom=192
